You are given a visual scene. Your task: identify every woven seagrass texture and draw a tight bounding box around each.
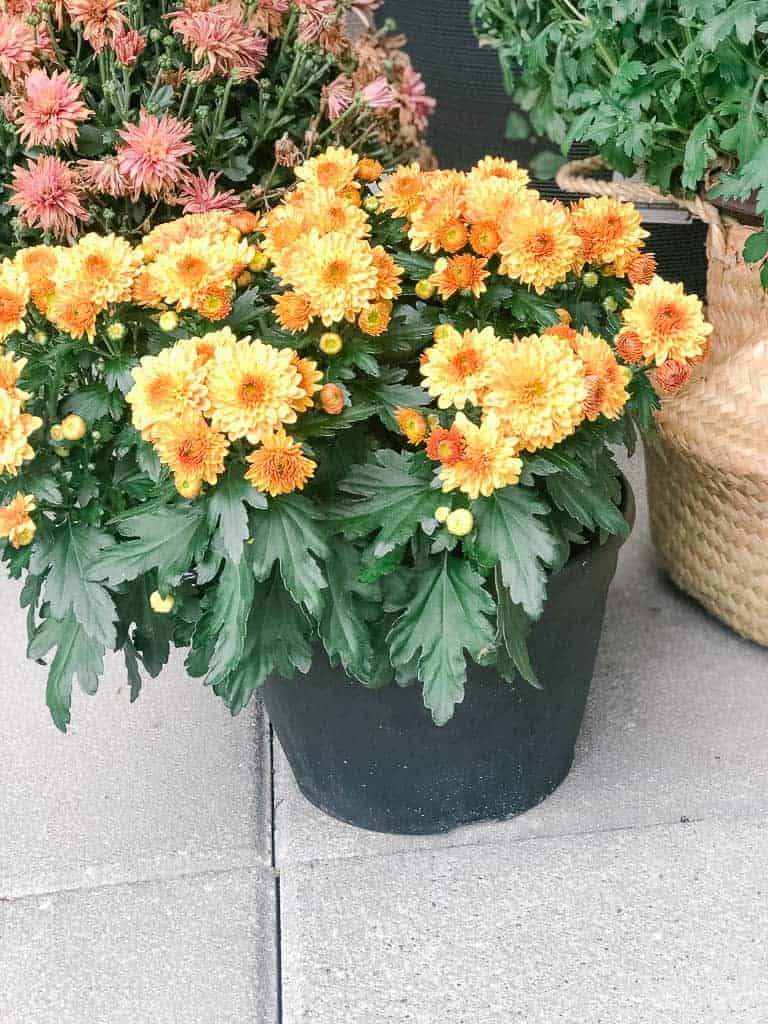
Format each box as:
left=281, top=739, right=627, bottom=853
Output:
left=647, top=209, right=768, bottom=644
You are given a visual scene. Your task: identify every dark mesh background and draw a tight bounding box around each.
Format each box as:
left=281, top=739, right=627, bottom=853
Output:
left=383, top=0, right=708, bottom=297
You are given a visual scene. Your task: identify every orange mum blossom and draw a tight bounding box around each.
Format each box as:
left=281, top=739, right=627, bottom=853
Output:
left=152, top=409, right=230, bottom=488
left=429, top=254, right=490, bottom=300
left=615, top=328, right=645, bottom=365
left=569, top=196, right=649, bottom=270
left=621, top=276, right=712, bottom=365
left=0, top=354, right=30, bottom=402
left=438, top=412, right=523, bottom=500
left=0, top=390, right=41, bottom=475
left=483, top=333, right=588, bottom=453
left=469, top=221, right=502, bottom=257
left=420, top=326, right=501, bottom=410
left=425, top=423, right=467, bottom=466
left=571, top=329, right=632, bottom=422
left=244, top=428, right=316, bottom=497
left=292, top=183, right=371, bottom=238
left=273, top=291, right=315, bottom=333
left=395, top=407, right=427, bottom=445
left=626, top=251, right=657, bottom=286
left=126, top=343, right=210, bottom=441
left=498, top=197, right=581, bottom=295
left=654, top=359, right=693, bottom=396
left=290, top=354, right=323, bottom=412
left=463, top=175, right=531, bottom=227
left=0, top=492, right=36, bottom=548
left=356, top=158, right=383, bottom=183
left=0, top=259, right=29, bottom=342
left=370, top=247, right=403, bottom=302
left=294, top=146, right=359, bottom=191
left=407, top=172, right=468, bottom=254
left=358, top=301, right=392, bottom=337
left=378, top=162, right=426, bottom=218
left=284, top=229, right=377, bottom=326
left=47, top=285, right=102, bottom=342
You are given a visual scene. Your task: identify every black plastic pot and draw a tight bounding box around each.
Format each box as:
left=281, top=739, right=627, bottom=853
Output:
left=264, top=478, right=635, bottom=835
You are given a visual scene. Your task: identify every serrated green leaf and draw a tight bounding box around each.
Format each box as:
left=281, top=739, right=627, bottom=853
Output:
left=387, top=555, right=496, bottom=725
left=349, top=369, right=431, bottom=432
left=205, top=464, right=266, bottom=563
left=249, top=494, right=327, bottom=618
left=63, top=383, right=124, bottom=422
left=472, top=485, right=557, bottom=619
left=328, top=450, right=442, bottom=556
left=319, top=541, right=388, bottom=687
left=546, top=464, right=628, bottom=536
left=93, top=505, right=208, bottom=587
left=212, top=572, right=313, bottom=715
left=681, top=115, right=717, bottom=191
left=29, top=612, right=105, bottom=733
left=105, top=355, right=138, bottom=395
left=494, top=566, right=540, bottom=689
left=187, top=556, right=254, bottom=688
left=42, top=524, right=117, bottom=648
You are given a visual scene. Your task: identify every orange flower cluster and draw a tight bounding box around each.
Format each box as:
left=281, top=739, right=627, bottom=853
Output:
left=126, top=327, right=320, bottom=497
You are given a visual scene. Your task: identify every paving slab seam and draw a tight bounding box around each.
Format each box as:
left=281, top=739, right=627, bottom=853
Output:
left=1, top=853, right=275, bottom=905
left=273, top=806, right=768, bottom=873
left=269, top=724, right=285, bottom=1024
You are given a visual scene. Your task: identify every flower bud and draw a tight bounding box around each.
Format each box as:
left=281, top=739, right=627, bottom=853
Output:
left=357, top=158, right=384, bottom=182
left=176, top=477, right=203, bottom=499
left=415, top=280, right=435, bottom=300
left=434, top=506, right=450, bottom=524
left=654, top=359, right=692, bottom=396
left=150, top=590, right=175, bottom=614
left=50, top=424, right=63, bottom=441
left=363, top=195, right=380, bottom=213
left=236, top=270, right=253, bottom=289
left=33, top=330, right=48, bottom=345
left=603, top=295, right=618, bottom=312
left=433, top=323, right=458, bottom=343
left=106, top=322, right=126, bottom=341
left=248, top=252, right=269, bottom=272
left=319, top=382, right=345, bottom=415
left=14, top=522, right=36, bottom=547
left=319, top=332, right=343, bottom=355
left=158, top=310, right=179, bottom=332
left=446, top=508, right=474, bottom=537
left=54, top=446, right=70, bottom=457
left=60, top=414, right=87, bottom=441
left=582, top=271, right=599, bottom=288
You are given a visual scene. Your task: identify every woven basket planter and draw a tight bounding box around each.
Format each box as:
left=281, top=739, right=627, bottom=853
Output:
left=557, top=158, right=768, bottom=645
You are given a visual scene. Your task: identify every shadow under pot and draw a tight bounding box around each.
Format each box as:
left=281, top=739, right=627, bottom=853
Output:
left=263, top=477, right=636, bottom=835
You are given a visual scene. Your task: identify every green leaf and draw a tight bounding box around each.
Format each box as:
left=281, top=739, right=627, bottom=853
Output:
left=328, top=450, right=442, bottom=557
left=114, top=574, right=173, bottom=678
left=41, top=524, right=118, bottom=648
left=472, top=485, right=557, bottom=619
left=387, top=555, right=496, bottom=725
left=681, top=115, right=717, bottom=191
left=494, top=566, right=540, bottom=689
left=105, top=355, right=138, bottom=395
left=63, top=384, right=124, bottom=422
left=249, top=494, right=328, bottom=618
left=530, top=149, right=566, bottom=180
left=505, top=109, right=529, bottom=140
left=29, top=612, right=105, bottom=733
left=349, top=369, right=431, bottom=432
left=546, top=464, right=628, bottom=537
left=187, top=556, right=254, bottom=689
left=744, top=229, right=768, bottom=264
left=93, top=505, right=208, bottom=587
left=205, top=464, right=266, bottom=563
left=212, top=572, right=313, bottom=715
left=319, top=541, right=387, bottom=687
left=225, top=287, right=270, bottom=334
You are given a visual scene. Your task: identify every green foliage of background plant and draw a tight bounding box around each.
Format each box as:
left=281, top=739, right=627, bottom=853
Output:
left=472, top=0, right=768, bottom=267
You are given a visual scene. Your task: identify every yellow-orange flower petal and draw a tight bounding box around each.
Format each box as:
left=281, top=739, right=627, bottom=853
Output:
left=152, top=409, right=230, bottom=486
left=621, top=276, right=713, bottom=365
left=498, top=198, right=581, bottom=294
left=244, top=428, right=316, bottom=496
left=0, top=492, right=36, bottom=548
left=438, top=412, right=522, bottom=499
left=420, top=325, right=501, bottom=410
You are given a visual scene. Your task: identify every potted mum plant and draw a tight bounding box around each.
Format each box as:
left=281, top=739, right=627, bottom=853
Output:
left=0, top=0, right=433, bottom=251
left=0, top=148, right=710, bottom=833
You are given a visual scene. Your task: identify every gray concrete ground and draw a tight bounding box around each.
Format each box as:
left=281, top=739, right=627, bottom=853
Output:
left=2, top=449, right=768, bottom=1023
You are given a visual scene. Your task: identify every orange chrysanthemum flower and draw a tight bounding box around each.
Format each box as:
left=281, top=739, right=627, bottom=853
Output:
left=470, top=156, right=530, bottom=186
left=654, top=358, right=692, bottom=395
left=484, top=333, right=587, bottom=452
left=273, top=291, right=314, bottom=334
left=358, top=300, right=392, bottom=336
left=0, top=491, right=36, bottom=548
left=622, top=277, right=713, bottom=365
left=569, top=196, right=648, bottom=269
left=378, top=162, right=425, bottom=218
left=426, top=424, right=466, bottom=466
left=420, top=326, right=500, bottom=409
left=371, top=246, right=403, bottom=301
left=0, top=258, right=29, bottom=341
left=244, top=428, right=316, bottom=496
left=294, top=146, right=358, bottom=191
left=395, top=407, right=427, bottom=445
left=127, top=344, right=209, bottom=440
left=14, top=245, right=58, bottom=290
left=0, top=353, right=30, bottom=402
left=498, top=198, right=581, bottom=294
left=47, top=286, right=100, bottom=342
left=293, top=183, right=371, bottom=239
left=290, top=354, right=322, bottom=412
left=192, top=283, right=232, bottom=321
left=430, top=254, right=489, bottom=300
left=0, top=390, right=41, bottom=475
left=615, top=328, right=645, bottom=365
left=206, top=336, right=305, bottom=444
left=463, top=176, right=529, bottom=225
left=438, top=412, right=522, bottom=499
left=407, top=174, right=467, bottom=253
left=285, top=229, right=377, bottom=326
left=356, top=158, right=383, bottom=182
left=572, top=329, right=631, bottom=421
left=469, top=221, right=501, bottom=257
left=437, top=219, right=469, bottom=253
left=152, top=409, right=230, bottom=487
left=54, top=232, right=140, bottom=307
left=627, top=251, right=657, bottom=286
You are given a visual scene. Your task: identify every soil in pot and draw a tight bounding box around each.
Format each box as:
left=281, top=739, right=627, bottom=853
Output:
left=264, top=478, right=636, bottom=835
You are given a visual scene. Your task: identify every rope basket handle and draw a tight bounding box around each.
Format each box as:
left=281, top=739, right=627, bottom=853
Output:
left=555, top=155, right=725, bottom=247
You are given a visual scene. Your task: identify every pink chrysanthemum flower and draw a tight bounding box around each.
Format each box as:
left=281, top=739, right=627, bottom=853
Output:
left=16, top=69, right=92, bottom=149
left=78, top=156, right=128, bottom=197
left=116, top=111, right=195, bottom=199
left=397, top=66, right=436, bottom=131
left=177, top=171, right=245, bottom=214
left=64, top=0, right=128, bottom=53
left=0, top=14, right=37, bottom=82
left=296, top=0, right=336, bottom=45
left=168, top=3, right=268, bottom=81
left=362, top=75, right=397, bottom=112
left=324, top=73, right=354, bottom=121
left=112, top=27, right=146, bottom=65
left=9, top=156, right=89, bottom=241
